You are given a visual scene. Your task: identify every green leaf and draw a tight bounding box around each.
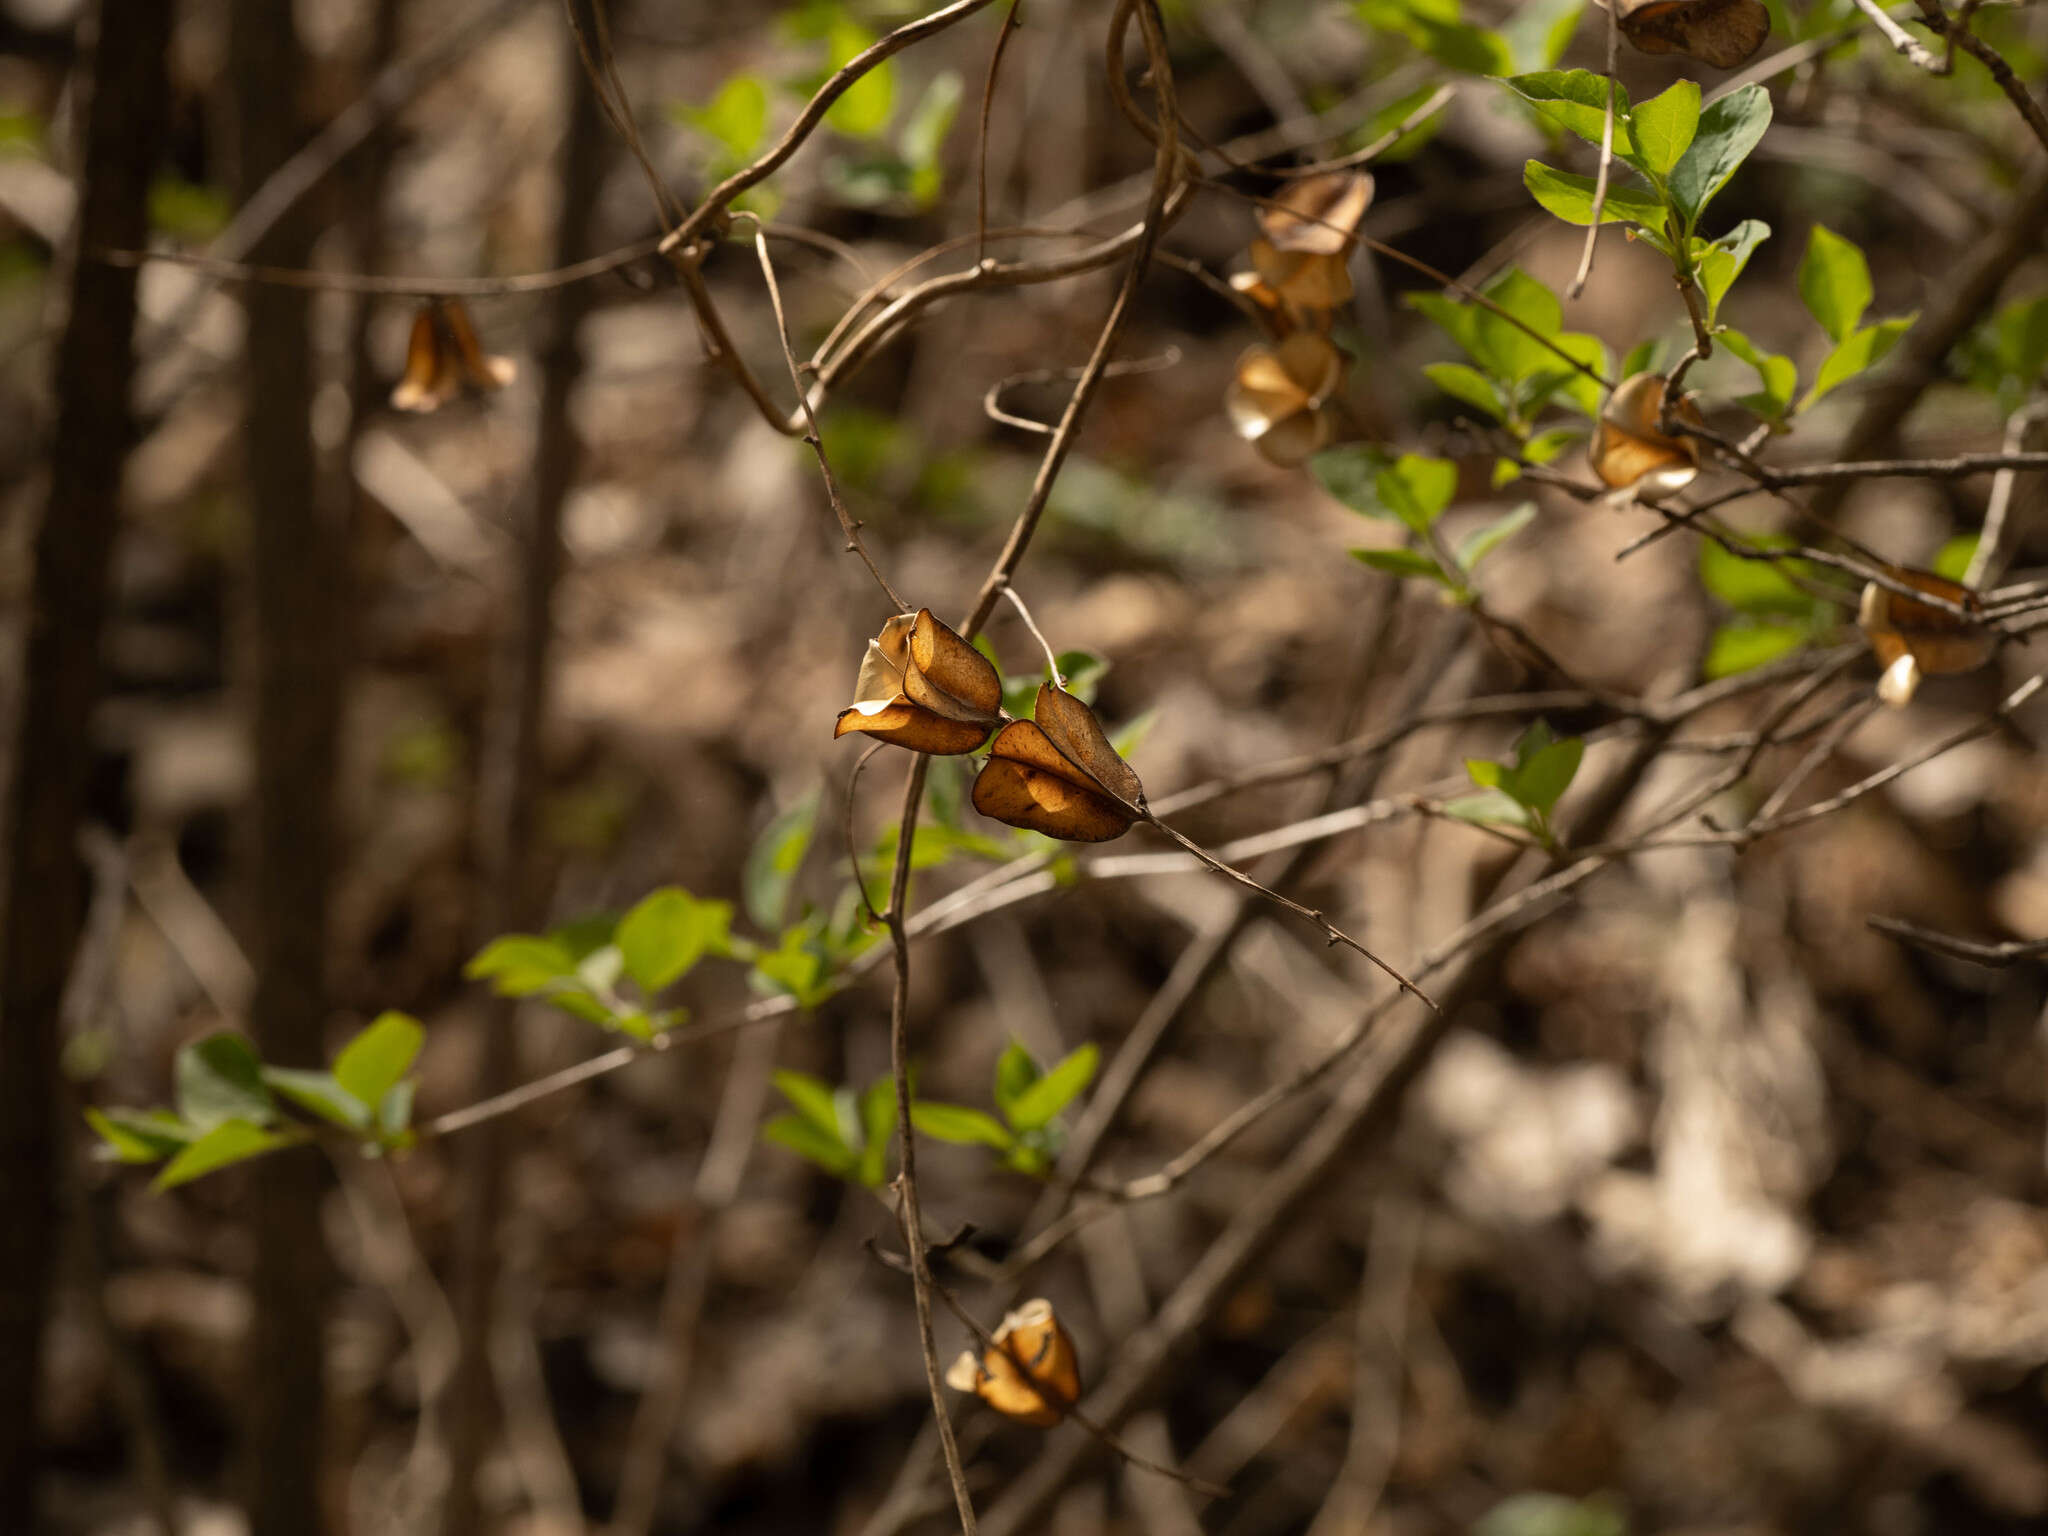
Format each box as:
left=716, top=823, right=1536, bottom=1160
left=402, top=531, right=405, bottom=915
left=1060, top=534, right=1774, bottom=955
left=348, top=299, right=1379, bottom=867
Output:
left=858, top=1076, right=897, bottom=1188
left=1721, top=328, right=1796, bottom=419
left=262, top=1068, right=370, bottom=1131
left=993, top=1040, right=1041, bottom=1123
left=85, top=1107, right=193, bottom=1164
left=1522, top=428, right=1583, bottom=465
left=1006, top=1043, right=1099, bottom=1130
left=1465, top=757, right=1506, bottom=790
left=378, top=1080, right=417, bottom=1143
left=1705, top=619, right=1813, bottom=678
left=745, top=789, right=820, bottom=930
left=762, top=1114, right=857, bottom=1178
left=1500, top=0, right=1589, bottom=71
left=332, top=1011, right=423, bottom=1113
left=1358, top=0, right=1512, bottom=74
left=1352, top=547, right=1455, bottom=585
left=1693, top=219, right=1769, bottom=325
left=1805, top=315, right=1914, bottom=409
left=1620, top=338, right=1663, bottom=377
left=1424, top=361, right=1506, bottom=420
left=1498, top=70, right=1634, bottom=150
left=1442, top=789, right=1531, bottom=832
left=1476, top=1492, right=1626, bottom=1536
left=154, top=1119, right=293, bottom=1191
left=1629, top=79, right=1700, bottom=178
left=1522, top=161, right=1669, bottom=233
left=465, top=934, right=582, bottom=997
left=1699, top=535, right=1816, bottom=616
left=676, top=73, right=769, bottom=159
left=1799, top=224, right=1873, bottom=345
left=1308, top=443, right=1387, bottom=515
left=1456, top=503, right=1536, bottom=572
left=175, top=1033, right=274, bottom=1133
left=824, top=16, right=894, bottom=138
left=773, top=1069, right=843, bottom=1139
left=899, top=69, right=961, bottom=177
left=617, top=888, right=733, bottom=992
left=911, top=1102, right=1016, bottom=1150
left=751, top=924, right=838, bottom=1010
left=1514, top=732, right=1584, bottom=814
left=1665, top=84, right=1771, bottom=232
left=1377, top=453, right=1458, bottom=534
left=1933, top=533, right=1979, bottom=583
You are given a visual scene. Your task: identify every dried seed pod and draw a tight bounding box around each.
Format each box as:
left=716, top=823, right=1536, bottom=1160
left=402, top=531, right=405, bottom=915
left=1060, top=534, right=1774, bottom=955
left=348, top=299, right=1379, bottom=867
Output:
left=1257, top=172, right=1374, bottom=256
left=1590, top=372, right=1705, bottom=502
left=834, top=609, right=1002, bottom=755
left=1225, top=332, right=1347, bottom=468
left=1857, top=567, right=1995, bottom=707
left=1610, top=0, right=1770, bottom=69
left=390, top=298, right=517, bottom=413
left=971, top=683, right=1144, bottom=843
left=1246, top=170, right=1372, bottom=313
left=944, top=1298, right=1081, bottom=1426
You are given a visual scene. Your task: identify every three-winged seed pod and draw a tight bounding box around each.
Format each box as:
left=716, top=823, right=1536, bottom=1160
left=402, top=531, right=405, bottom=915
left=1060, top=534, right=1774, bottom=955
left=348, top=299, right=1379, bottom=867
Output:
left=1856, top=568, right=1997, bottom=707
left=1590, top=372, right=1706, bottom=503
left=972, top=683, right=1146, bottom=843
left=834, top=609, right=1002, bottom=755
left=1226, top=332, right=1349, bottom=468
left=945, top=1298, right=1081, bottom=1427
left=1248, top=171, right=1374, bottom=314
left=1608, top=0, right=1771, bottom=70
left=390, top=297, right=517, bottom=413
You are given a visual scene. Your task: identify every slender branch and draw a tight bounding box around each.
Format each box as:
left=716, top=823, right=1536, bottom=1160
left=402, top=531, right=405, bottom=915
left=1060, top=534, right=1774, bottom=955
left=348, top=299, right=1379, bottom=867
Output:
left=746, top=221, right=907, bottom=610
left=1852, top=0, right=1942, bottom=68
left=1567, top=1, right=1620, bottom=300
left=977, top=1, right=1025, bottom=262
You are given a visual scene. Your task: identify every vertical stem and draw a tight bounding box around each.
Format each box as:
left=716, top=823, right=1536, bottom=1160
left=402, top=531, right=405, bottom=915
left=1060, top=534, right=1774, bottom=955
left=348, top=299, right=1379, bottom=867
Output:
left=441, top=41, right=610, bottom=1536
left=0, top=0, right=170, bottom=1523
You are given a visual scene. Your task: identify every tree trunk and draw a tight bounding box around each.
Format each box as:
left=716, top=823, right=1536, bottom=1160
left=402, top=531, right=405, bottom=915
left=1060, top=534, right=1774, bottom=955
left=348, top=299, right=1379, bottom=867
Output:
left=231, top=0, right=341, bottom=1528
left=0, top=0, right=171, bottom=1523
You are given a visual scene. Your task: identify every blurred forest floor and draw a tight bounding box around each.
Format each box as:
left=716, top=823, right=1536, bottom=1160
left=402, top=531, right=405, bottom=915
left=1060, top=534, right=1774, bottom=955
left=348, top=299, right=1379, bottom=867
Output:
left=6, top=0, right=2048, bottom=1533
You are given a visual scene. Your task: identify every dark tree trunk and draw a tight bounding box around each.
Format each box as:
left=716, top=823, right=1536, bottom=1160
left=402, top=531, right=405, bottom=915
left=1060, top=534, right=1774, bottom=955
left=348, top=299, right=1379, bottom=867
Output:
left=440, top=48, right=612, bottom=1536
left=231, top=0, right=341, bottom=1529
left=0, top=0, right=171, bottom=1523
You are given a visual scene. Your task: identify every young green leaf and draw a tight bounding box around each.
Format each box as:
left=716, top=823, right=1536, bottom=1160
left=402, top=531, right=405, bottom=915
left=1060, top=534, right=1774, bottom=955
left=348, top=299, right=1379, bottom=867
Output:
left=175, top=1033, right=274, bottom=1133
left=1499, top=70, right=1636, bottom=151
left=1424, top=361, right=1507, bottom=421
left=744, top=788, right=821, bottom=930
left=1798, top=224, right=1873, bottom=345
left=858, top=1075, right=897, bottom=1188
left=1456, top=503, right=1537, bottom=573
left=1933, top=534, right=1979, bottom=583
left=465, top=934, right=582, bottom=996
left=1693, top=219, right=1769, bottom=325
left=1359, top=0, right=1513, bottom=74
left=1352, top=547, right=1456, bottom=586
left=1705, top=619, right=1812, bottom=678
left=1665, top=84, right=1771, bottom=232
left=154, top=1119, right=293, bottom=1191
left=1698, top=535, right=1817, bottom=616
left=85, top=1107, right=193, bottom=1164
left=772, top=1069, right=843, bottom=1139
left=993, top=1040, right=1041, bottom=1123
left=1512, top=730, right=1584, bottom=814
left=675, top=73, right=769, bottom=159
left=1442, top=789, right=1532, bottom=833
left=823, top=15, right=894, bottom=139
left=1628, top=79, right=1701, bottom=179
left=262, top=1068, right=370, bottom=1131
left=1805, top=315, right=1914, bottom=409
left=762, top=1114, right=857, bottom=1179
left=1522, top=162, right=1670, bottom=237
left=1720, top=329, right=1796, bottom=421
left=333, top=1011, right=423, bottom=1113
left=1376, top=453, right=1459, bottom=534
left=617, top=888, right=733, bottom=993
left=1006, top=1043, right=1099, bottom=1131
left=911, top=1102, right=1017, bottom=1151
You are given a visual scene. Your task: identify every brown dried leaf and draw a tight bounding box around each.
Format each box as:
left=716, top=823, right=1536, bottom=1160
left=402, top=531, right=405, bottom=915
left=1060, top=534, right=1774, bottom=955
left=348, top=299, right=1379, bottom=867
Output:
left=390, top=299, right=515, bottom=413
left=1613, top=0, right=1770, bottom=70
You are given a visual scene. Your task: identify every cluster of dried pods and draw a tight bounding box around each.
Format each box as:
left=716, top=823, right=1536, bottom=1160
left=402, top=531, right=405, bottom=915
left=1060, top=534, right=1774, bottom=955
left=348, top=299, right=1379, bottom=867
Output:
left=1224, top=171, right=1374, bottom=466
left=1590, top=372, right=1707, bottom=503
left=1857, top=568, right=1998, bottom=707
left=1612, top=0, right=1770, bottom=70
left=834, top=609, right=1147, bottom=843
